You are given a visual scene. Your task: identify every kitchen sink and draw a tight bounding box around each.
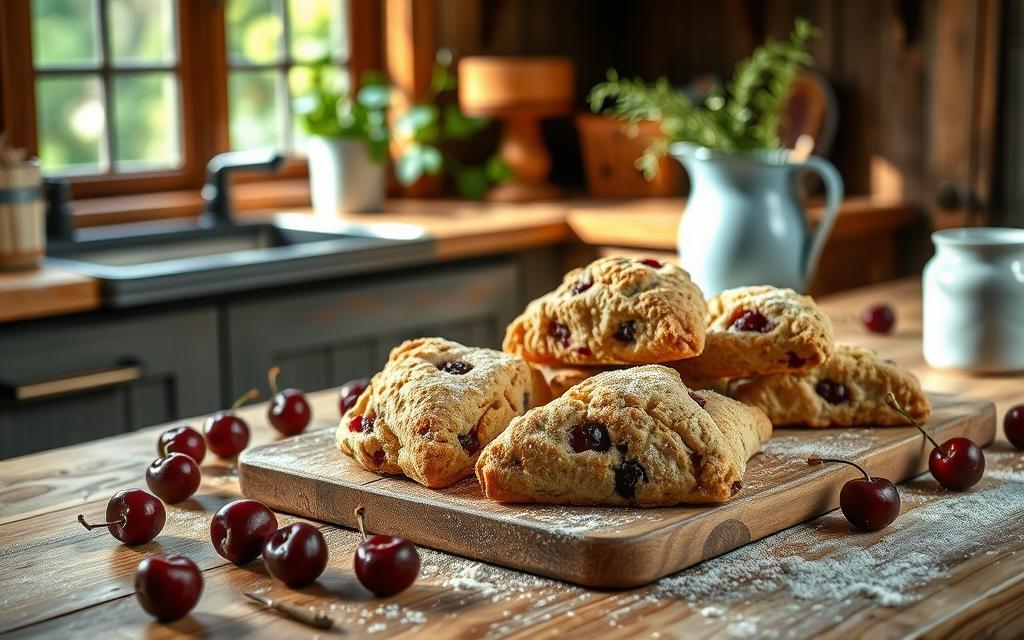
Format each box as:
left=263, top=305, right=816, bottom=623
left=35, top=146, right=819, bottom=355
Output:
left=46, top=214, right=435, bottom=306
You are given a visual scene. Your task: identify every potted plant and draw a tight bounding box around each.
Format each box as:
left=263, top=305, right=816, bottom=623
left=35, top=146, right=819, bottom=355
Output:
left=393, top=51, right=511, bottom=200
left=588, top=19, right=844, bottom=296
left=295, top=65, right=391, bottom=214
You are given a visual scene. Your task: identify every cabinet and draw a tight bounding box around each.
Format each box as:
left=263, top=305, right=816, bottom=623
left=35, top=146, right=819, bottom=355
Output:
left=225, top=259, right=521, bottom=401
left=0, top=308, right=221, bottom=458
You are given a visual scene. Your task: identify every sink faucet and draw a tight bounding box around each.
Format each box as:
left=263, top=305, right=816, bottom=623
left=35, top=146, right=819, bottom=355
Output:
left=200, top=150, right=285, bottom=227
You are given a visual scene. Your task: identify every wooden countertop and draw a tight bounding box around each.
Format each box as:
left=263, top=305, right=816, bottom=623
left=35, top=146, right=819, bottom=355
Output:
left=0, top=196, right=917, bottom=324
left=2, top=278, right=1023, bottom=638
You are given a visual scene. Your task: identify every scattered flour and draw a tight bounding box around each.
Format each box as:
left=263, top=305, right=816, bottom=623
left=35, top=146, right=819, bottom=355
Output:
left=507, top=506, right=662, bottom=536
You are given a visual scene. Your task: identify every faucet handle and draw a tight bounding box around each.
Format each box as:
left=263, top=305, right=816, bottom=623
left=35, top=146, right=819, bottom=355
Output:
left=201, top=150, right=285, bottom=226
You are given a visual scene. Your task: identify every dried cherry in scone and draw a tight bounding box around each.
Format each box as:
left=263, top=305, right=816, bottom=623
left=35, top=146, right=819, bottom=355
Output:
left=438, top=361, right=473, bottom=374
left=549, top=322, right=572, bottom=347
left=571, top=279, right=593, bottom=295
left=730, top=309, right=775, bottom=333
left=688, top=391, right=707, bottom=408
left=815, top=379, right=850, bottom=405
left=614, top=320, right=636, bottom=344
left=567, top=423, right=611, bottom=453
left=614, top=461, right=648, bottom=498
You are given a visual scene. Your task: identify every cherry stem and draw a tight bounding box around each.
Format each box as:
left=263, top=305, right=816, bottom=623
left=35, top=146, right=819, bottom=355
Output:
left=268, top=366, right=281, bottom=395
left=807, top=455, right=871, bottom=481
left=162, top=441, right=172, bottom=457
left=77, top=513, right=126, bottom=531
left=231, top=388, right=260, bottom=412
left=886, top=392, right=943, bottom=454
left=353, top=506, right=368, bottom=541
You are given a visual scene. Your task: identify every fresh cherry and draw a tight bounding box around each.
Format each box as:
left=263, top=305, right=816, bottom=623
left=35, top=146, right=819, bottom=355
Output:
left=134, top=555, right=203, bottom=622
left=204, top=389, right=258, bottom=459
left=1005, top=404, right=1024, bottom=450
left=210, top=499, right=279, bottom=565
left=146, top=453, right=201, bottom=504
left=78, top=488, right=166, bottom=545
left=887, top=393, right=985, bottom=491
left=807, top=455, right=900, bottom=531
left=339, top=378, right=369, bottom=415
left=862, top=304, right=896, bottom=334
left=267, top=367, right=312, bottom=436
left=353, top=506, right=420, bottom=597
left=263, top=522, right=328, bottom=587
left=157, top=425, right=206, bottom=464
left=730, top=309, right=774, bottom=333
left=567, top=423, right=611, bottom=453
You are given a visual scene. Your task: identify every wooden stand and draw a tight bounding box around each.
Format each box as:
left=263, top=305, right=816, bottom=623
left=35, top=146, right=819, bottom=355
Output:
left=458, top=57, right=574, bottom=202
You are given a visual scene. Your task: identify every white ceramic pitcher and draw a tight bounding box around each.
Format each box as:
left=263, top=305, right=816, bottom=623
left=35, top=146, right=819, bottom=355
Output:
left=671, top=142, right=844, bottom=296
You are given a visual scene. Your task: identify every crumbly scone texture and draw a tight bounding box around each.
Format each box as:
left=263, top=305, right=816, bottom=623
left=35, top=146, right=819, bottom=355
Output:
left=731, top=343, right=931, bottom=427
left=475, top=365, right=772, bottom=506
left=502, top=256, right=707, bottom=366
left=671, top=285, right=834, bottom=379
left=538, top=363, right=729, bottom=398
left=336, top=337, right=552, bottom=488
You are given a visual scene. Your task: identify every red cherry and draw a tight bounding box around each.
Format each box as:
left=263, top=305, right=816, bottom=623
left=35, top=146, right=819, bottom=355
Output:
left=78, top=488, right=166, bottom=545
left=339, top=378, right=369, bottom=414
left=157, top=425, right=206, bottom=464
left=263, top=523, right=328, bottom=587
left=887, top=393, right=985, bottom=491
left=134, top=555, right=203, bottom=622
left=146, top=453, right=202, bottom=503
left=210, top=499, right=279, bottom=565
left=353, top=507, right=420, bottom=597
left=862, top=304, right=896, bottom=334
left=204, top=389, right=258, bottom=459
left=267, top=366, right=312, bottom=436
left=1005, top=404, right=1024, bottom=450
left=808, top=456, right=900, bottom=531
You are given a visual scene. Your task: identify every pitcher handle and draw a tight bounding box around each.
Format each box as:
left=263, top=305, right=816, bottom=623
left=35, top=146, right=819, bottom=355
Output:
left=797, top=155, right=844, bottom=292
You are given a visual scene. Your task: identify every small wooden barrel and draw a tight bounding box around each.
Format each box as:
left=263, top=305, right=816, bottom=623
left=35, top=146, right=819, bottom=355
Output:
left=0, top=162, right=44, bottom=271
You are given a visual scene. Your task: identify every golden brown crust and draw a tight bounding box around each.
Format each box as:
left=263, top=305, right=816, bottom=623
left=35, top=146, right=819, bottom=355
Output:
left=502, top=256, right=707, bottom=366
left=336, top=338, right=551, bottom=488
left=537, top=363, right=730, bottom=398
left=475, top=365, right=772, bottom=506
left=671, top=286, right=834, bottom=379
left=730, top=344, right=931, bottom=427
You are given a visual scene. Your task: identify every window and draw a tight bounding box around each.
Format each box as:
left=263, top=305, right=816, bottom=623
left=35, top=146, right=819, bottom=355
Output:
left=0, top=0, right=372, bottom=210
left=31, top=0, right=182, bottom=175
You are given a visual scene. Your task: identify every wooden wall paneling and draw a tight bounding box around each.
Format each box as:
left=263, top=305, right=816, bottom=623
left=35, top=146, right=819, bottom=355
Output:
left=0, top=0, right=37, bottom=154
left=348, top=0, right=385, bottom=88
left=969, top=0, right=1003, bottom=224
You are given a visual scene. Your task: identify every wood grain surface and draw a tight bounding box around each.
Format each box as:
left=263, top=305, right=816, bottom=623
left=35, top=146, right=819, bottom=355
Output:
left=2, top=278, right=1024, bottom=639
left=239, top=395, right=995, bottom=588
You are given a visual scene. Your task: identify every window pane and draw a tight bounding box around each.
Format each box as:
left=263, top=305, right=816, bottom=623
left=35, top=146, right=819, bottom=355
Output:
left=36, top=75, right=106, bottom=175
left=288, top=0, right=347, bottom=63
left=229, top=70, right=285, bottom=151
left=226, top=0, right=283, bottom=65
left=113, top=72, right=181, bottom=171
left=109, top=0, right=176, bottom=66
left=31, top=0, right=101, bottom=67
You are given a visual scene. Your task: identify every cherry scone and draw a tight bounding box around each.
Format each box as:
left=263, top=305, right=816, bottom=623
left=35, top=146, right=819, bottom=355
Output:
left=502, top=256, right=707, bottom=366
left=336, top=337, right=551, bottom=488
left=730, top=343, right=931, bottom=427
left=475, top=365, right=772, bottom=506
left=671, top=285, right=834, bottom=380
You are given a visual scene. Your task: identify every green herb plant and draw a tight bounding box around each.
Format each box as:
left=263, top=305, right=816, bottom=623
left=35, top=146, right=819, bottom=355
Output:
left=588, top=18, right=821, bottom=178
left=294, top=62, right=391, bottom=163
left=395, top=50, right=512, bottom=199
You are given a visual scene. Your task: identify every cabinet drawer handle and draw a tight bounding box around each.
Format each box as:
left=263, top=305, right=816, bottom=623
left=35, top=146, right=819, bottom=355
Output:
left=2, top=365, right=144, bottom=401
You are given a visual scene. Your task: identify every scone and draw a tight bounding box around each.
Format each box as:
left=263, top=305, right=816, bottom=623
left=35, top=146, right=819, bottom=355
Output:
left=336, top=338, right=551, bottom=488
left=503, top=256, right=707, bottom=366
left=475, top=365, right=772, bottom=506
left=537, top=363, right=729, bottom=398
left=731, top=343, right=931, bottom=427
left=672, top=285, right=834, bottom=379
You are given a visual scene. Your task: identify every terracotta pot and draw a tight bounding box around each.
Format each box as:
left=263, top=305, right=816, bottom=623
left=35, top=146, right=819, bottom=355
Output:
left=576, top=113, right=684, bottom=198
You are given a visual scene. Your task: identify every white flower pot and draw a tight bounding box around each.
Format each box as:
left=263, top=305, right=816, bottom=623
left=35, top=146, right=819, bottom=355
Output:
left=306, top=136, right=385, bottom=215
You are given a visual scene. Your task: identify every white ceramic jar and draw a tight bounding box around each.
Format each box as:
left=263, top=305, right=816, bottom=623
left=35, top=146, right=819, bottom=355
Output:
left=923, top=227, right=1024, bottom=372
left=306, top=136, right=385, bottom=215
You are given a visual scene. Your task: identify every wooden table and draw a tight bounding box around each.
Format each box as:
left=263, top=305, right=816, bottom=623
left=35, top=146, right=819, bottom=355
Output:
left=2, top=278, right=1022, bottom=639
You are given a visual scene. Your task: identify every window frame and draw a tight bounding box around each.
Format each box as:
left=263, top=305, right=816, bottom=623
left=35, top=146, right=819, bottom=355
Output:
left=0, top=0, right=380, bottom=212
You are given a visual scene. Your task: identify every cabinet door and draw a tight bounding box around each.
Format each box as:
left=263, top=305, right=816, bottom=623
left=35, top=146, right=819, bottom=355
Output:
left=226, top=260, right=521, bottom=400
left=0, top=308, right=220, bottom=458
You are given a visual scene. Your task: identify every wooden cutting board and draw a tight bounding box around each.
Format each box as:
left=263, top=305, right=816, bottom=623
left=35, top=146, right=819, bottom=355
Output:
left=238, top=393, right=995, bottom=589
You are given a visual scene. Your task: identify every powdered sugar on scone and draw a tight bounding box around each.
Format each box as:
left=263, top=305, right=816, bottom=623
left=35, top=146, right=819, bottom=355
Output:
left=502, top=256, right=707, bottom=366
